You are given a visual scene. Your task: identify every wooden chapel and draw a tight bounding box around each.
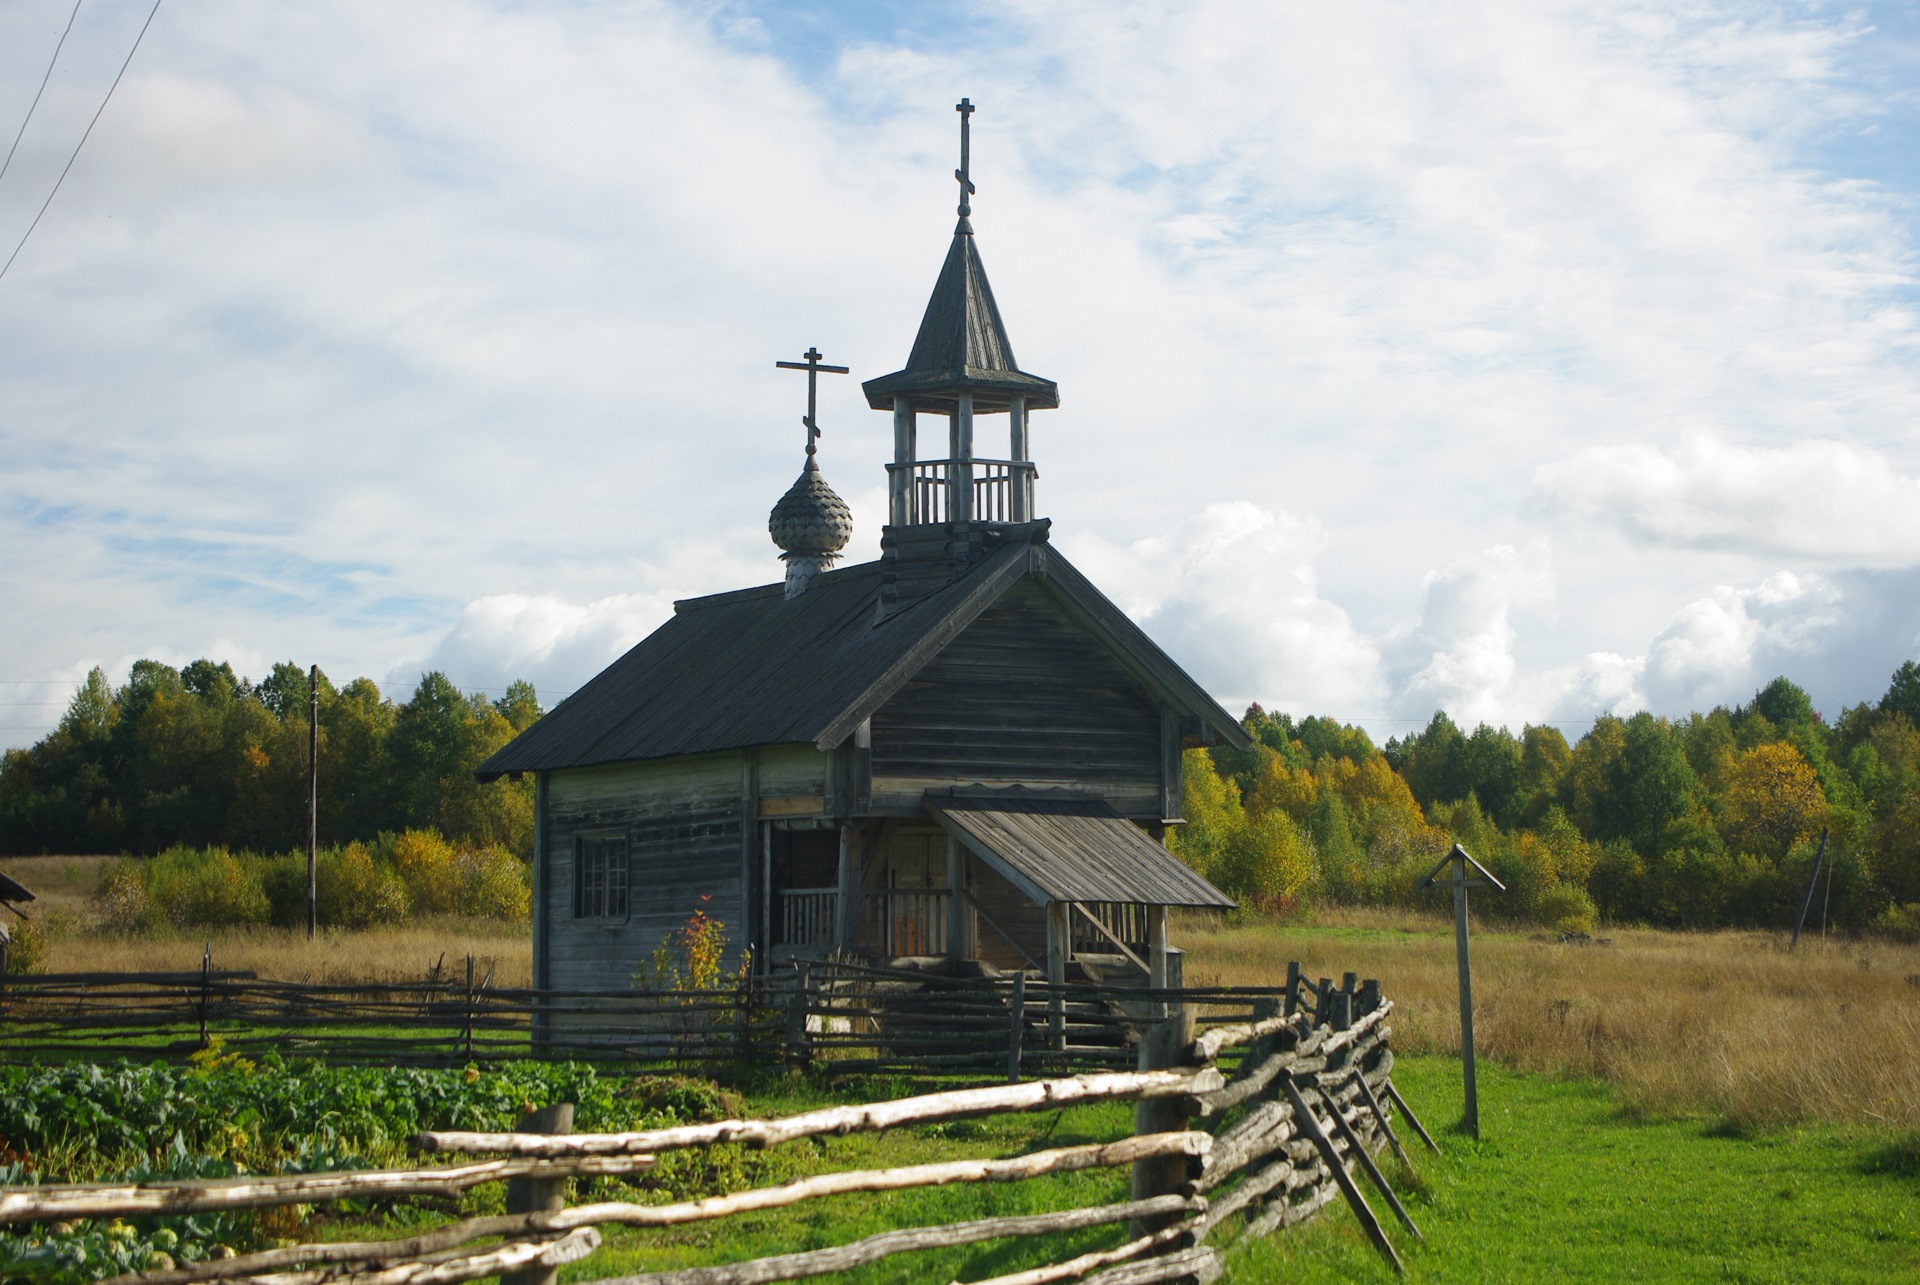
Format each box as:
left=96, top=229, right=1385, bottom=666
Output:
left=476, top=101, right=1248, bottom=1007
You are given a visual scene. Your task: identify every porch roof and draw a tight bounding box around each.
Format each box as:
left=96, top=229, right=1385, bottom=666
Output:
left=929, top=798, right=1235, bottom=910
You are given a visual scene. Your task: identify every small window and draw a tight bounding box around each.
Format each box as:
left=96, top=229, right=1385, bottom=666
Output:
left=575, top=833, right=629, bottom=919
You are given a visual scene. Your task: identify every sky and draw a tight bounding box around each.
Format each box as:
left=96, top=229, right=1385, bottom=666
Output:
left=2, top=0, right=1919, bottom=750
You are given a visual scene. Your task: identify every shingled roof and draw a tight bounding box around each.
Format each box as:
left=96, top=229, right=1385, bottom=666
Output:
left=476, top=530, right=1248, bottom=781
left=861, top=218, right=1059, bottom=415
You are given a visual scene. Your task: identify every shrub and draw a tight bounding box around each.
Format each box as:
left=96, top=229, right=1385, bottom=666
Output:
left=391, top=829, right=460, bottom=915
left=1871, top=902, right=1920, bottom=943
left=318, top=842, right=408, bottom=928
left=1534, top=882, right=1599, bottom=936
left=143, top=846, right=269, bottom=928
left=2, top=916, right=46, bottom=974
left=455, top=845, right=530, bottom=921
left=94, top=861, right=160, bottom=935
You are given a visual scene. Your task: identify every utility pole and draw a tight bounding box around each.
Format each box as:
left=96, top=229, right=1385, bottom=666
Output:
left=307, top=663, right=319, bottom=940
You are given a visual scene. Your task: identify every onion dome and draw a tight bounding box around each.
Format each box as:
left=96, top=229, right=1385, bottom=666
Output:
left=768, top=457, right=853, bottom=558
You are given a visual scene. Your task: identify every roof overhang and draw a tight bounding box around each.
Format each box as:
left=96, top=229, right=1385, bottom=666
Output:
left=929, top=796, right=1235, bottom=910
left=860, top=367, right=1061, bottom=415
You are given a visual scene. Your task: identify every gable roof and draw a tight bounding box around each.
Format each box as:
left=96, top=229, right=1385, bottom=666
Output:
left=475, top=530, right=1249, bottom=781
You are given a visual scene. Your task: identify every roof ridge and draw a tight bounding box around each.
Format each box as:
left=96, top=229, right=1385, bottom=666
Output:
left=674, top=559, right=884, bottom=613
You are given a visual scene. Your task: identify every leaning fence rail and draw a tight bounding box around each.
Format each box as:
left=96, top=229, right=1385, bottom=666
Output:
left=0, top=963, right=1430, bottom=1283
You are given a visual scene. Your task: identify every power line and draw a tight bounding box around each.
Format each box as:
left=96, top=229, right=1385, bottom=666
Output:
left=0, top=0, right=164, bottom=285
left=0, top=0, right=84, bottom=188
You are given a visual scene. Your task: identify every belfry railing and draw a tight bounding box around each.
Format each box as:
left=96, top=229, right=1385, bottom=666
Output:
left=886, top=459, right=1035, bottom=525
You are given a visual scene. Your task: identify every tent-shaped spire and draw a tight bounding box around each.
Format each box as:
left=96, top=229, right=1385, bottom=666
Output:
left=863, top=102, right=1058, bottom=415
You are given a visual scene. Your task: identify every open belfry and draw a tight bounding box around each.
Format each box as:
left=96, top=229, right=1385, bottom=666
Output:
left=478, top=101, right=1249, bottom=1009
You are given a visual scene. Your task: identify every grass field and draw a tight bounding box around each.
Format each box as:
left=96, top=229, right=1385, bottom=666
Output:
left=9, top=855, right=530, bottom=985
left=554, top=1056, right=1920, bottom=1283
left=1179, top=905, right=1920, bottom=1131
left=8, top=856, right=1920, bottom=1282
left=1228, top=1055, right=1920, bottom=1283
left=14, top=855, right=1920, bottom=1128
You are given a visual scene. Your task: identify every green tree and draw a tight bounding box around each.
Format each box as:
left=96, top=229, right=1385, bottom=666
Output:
left=1516, top=723, right=1571, bottom=822
left=1399, top=711, right=1468, bottom=807
left=1595, top=714, right=1696, bottom=856
left=1460, top=723, right=1522, bottom=824
left=1879, top=661, right=1920, bottom=727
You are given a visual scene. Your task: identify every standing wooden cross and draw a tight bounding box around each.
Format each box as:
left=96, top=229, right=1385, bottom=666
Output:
left=1415, top=843, right=1505, bottom=1139
left=774, top=346, right=849, bottom=459
left=954, top=97, right=977, bottom=217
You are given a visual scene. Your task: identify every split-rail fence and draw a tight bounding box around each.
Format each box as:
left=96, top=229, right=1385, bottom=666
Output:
left=0, top=967, right=1436, bottom=1282
left=1, top=954, right=1303, bottom=1075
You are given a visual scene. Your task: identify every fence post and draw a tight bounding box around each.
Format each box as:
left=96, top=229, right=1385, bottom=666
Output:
left=198, top=942, right=212, bottom=1049
left=463, top=954, right=475, bottom=1062
left=1007, top=972, right=1026, bottom=1084
left=1283, top=961, right=1301, bottom=1017
left=502, top=1102, right=575, bottom=1285
left=784, top=961, right=813, bottom=1067
left=1130, top=1005, right=1196, bottom=1243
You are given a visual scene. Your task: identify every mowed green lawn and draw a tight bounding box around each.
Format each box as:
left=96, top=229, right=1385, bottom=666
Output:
left=566, top=1054, right=1918, bottom=1284
left=1229, top=1056, right=1920, bottom=1283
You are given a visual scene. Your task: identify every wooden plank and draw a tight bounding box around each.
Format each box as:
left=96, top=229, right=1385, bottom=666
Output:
left=757, top=796, right=826, bottom=818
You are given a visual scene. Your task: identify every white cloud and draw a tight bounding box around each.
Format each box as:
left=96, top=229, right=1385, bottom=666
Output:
left=1531, top=437, right=1920, bottom=564
left=1382, top=544, right=1556, bottom=727
left=1060, top=502, right=1381, bottom=716
left=1640, top=570, right=1846, bottom=712
left=4, top=0, right=1920, bottom=749
left=396, top=591, right=676, bottom=704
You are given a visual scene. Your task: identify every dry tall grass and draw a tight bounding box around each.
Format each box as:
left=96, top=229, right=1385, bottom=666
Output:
left=12, top=854, right=1917, bottom=1128
left=40, top=924, right=533, bottom=987
left=4, top=855, right=533, bottom=985
left=1180, top=906, right=1920, bottom=1130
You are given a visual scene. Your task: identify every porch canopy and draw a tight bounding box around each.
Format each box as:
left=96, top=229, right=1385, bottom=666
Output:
left=928, top=797, right=1235, bottom=910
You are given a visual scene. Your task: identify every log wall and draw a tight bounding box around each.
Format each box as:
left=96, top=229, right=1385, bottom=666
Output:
left=869, top=582, right=1166, bottom=817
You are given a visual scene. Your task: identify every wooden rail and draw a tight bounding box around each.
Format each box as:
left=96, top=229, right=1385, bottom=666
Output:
left=0, top=955, right=1294, bottom=1074
left=1, top=961, right=1419, bottom=1284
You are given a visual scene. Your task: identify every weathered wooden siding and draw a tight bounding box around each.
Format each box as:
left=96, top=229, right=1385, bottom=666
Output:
left=759, top=743, right=828, bottom=797
left=870, top=581, right=1164, bottom=816
left=543, top=753, right=746, bottom=994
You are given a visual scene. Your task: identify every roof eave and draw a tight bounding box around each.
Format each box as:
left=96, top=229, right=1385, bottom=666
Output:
left=860, top=368, right=1060, bottom=413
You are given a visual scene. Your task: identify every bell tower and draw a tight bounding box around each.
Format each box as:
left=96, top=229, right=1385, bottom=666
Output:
left=862, top=99, right=1059, bottom=609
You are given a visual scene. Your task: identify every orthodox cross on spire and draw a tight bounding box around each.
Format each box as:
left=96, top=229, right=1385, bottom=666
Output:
left=775, top=346, right=849, bottom=458
left=955, top=97, right=976, bottom=219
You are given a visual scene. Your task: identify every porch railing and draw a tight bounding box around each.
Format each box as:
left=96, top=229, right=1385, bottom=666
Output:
left=886, top=459, right=1035, bottom=525
left=859, top=889, right=950, bottom=957
left=1070, top=902, right=1153, bottom=960
left=778, top=888, right=838, bottom=948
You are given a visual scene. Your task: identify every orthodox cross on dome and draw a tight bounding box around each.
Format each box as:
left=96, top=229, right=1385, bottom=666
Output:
left=775, top=346, right=849, bottom=459
left=955, top=97, right=977, bottom=219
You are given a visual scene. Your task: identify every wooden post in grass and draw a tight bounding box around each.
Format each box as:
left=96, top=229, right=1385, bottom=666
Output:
left=1790, top=828, right=1831, bottom=951
left=306, top=663, right=318, bottom=941
left=1130, top=1005, right=1196, bottom=1243
left=502, top=1102, right=575, bottom=1285
left=1416, top=843, right=1505, bottom=1139
left=1007, top=971, right=1027, bottom=1084
left=198, top=942, right=212, bottom=1049
left=463, top=954, right=475, bottom=1062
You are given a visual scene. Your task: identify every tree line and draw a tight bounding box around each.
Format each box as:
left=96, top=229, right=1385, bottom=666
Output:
left=6, top=653, right=1919, bottom=938
left=0, top=660, right=540, bottom=858
left=1171, top=665, right=1920, bottom=938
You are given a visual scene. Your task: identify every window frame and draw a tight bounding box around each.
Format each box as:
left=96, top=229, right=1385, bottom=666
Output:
left=573, top=828, right=631, bottom=921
